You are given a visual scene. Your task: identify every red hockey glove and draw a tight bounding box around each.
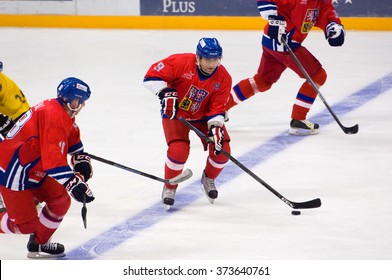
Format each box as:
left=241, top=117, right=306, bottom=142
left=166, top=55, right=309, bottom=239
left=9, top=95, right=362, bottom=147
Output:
left=326, top=22, right=345, bottom=47
left=71, top=152, right=93, bottom=182
left=268, top=15, right=287, bottom=44
left=65, top=173, right=95, bottom=203
left=158, top=88, right=178, bottom=120
left=208, top=124, right=224, bottom=155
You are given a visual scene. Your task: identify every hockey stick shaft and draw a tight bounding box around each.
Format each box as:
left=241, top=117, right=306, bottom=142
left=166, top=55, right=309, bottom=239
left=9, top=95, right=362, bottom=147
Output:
left=281, top=38, right=358, bottom=134
left=180, top=118, right=321, bottom=209
left=87, top=153, right=192, bottom=185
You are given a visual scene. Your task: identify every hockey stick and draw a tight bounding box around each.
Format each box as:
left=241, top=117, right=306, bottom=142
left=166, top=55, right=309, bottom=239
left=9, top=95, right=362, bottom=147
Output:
left=87, top=153, right=193, bottom=185
left=81, top=194, right=87, bottom=229
left=281, top=38, right=358, bottom=134
left=180, top=118, right=321, bottom=209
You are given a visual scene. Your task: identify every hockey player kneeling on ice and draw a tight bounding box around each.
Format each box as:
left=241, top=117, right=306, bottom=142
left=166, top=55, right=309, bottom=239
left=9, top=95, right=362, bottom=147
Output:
left=0, top=77, right=95, bottom=258
left=144, top=37, right=233, bottom=209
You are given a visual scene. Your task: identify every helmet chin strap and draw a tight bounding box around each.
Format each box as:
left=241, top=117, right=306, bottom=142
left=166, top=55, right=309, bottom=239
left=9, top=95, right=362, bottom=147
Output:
left=67, top=102, right=82, bottom=118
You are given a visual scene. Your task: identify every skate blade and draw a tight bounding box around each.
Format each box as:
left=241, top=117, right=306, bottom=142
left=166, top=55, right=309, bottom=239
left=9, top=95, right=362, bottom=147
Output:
left=200, top=185, right=216, bottom=204
left=289, top=128, right=319, bottom=136
left=208, top=198, right=215, bottom=204
left=163, top=203, right=172, bottom=211
left=27, top=251, right=66, bottom=259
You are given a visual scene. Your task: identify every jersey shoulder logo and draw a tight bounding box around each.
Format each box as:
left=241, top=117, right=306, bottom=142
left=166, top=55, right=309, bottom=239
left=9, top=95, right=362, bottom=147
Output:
left=154, top=62, right=165, bottom=72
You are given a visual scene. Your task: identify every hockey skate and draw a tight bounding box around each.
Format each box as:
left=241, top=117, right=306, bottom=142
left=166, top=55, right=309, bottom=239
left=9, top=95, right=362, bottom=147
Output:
left=201, top=172, right=218, bottom=204
left=289, top=119, right=319, bottom=136
left=27, top=234, right=65, bottom=259
left=162, top=185, right=176, bottom=210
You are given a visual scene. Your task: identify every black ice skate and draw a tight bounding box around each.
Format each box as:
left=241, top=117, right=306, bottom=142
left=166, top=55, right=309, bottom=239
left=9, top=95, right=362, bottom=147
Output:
left=289, top=119, right=319, bottom=136
left=27, top=234, right=65, bottom=259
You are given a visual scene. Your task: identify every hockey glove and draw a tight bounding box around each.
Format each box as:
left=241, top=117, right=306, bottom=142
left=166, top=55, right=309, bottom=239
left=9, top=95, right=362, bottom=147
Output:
left=65, top=173, right=95, bottom=203
left=208, top=124, right=224, bottom=155
left=268, top=15, right=287, bottom=44
left=0, top=114, right=14, bottom=140
left=158, top=88, right=178, bottom=120
left=71, top=152, right=93, bottom=182
left=326, top=22, right=345, bottom=47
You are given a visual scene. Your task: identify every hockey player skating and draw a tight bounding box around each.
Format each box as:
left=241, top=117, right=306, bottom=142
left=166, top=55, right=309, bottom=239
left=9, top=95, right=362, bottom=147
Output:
left=0, top=61, right=31, bottom=213
left=144, top=37, right=232, bottom=209
left=226, top=0, right=345, bottom=135
left=0, top=77, right=95, bottom=258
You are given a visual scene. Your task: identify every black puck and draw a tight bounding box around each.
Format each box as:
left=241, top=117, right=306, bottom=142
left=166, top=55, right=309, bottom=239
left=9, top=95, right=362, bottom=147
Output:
left=291, top=210, right=301, bottom=215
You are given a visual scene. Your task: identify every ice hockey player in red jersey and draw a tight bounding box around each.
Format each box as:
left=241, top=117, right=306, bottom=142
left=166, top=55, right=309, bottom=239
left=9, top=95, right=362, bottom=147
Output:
left=144, top=37, right=232, bottom=209
left=0, top=77, right=95, bottom=258
left=227, top=0, right=345, bottom=135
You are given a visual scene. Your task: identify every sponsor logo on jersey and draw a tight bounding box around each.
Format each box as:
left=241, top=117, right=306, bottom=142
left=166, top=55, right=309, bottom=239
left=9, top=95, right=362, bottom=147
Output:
left=179, top=85, right=208, bottom=113
left=182, top=71, right=195, bottom=80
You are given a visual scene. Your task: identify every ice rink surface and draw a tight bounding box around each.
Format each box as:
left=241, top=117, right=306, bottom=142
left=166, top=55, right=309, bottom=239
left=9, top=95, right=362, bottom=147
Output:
left=1, top=27, right=391, bottom=279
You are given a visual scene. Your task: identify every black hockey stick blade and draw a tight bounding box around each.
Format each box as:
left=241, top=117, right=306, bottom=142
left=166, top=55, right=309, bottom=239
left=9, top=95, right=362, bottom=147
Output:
left=343, top=124, right=359, bottom=134
left=81, top=194, right=87, bottom=229
left=317, top=93, right=359, bottom=134
left=288, top=198, right=322, bottom=209
left=179, top=118, right=322, bottom=209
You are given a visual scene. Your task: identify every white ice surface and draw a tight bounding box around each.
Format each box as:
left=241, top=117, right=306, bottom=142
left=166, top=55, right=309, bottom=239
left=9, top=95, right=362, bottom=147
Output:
left=0, top=27, right=391, bottom=278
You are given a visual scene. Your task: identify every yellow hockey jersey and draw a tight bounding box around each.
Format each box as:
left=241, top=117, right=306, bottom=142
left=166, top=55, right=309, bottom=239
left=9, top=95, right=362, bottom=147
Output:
left=0, top=72, right=30, bottom=120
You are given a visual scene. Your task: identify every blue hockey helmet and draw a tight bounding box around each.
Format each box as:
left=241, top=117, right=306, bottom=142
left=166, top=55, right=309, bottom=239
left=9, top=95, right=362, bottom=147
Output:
left=196, top=38, right=223, bottom=59
left=57, top=77, right=91, bottom=104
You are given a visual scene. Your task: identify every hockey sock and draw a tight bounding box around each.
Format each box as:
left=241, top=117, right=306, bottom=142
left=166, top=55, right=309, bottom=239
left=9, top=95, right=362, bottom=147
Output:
left=291, top=68, right=327, bottom=120
left=164, top=163, right=181, bottom=188
left=204, top=157, right=228, bottom=179
left=164, top=140, right=189, bottom=187
left=0, top=212, right=38, bottom=235
left=227, top=75, right=272, bottom=110
left=204, top=142, right=230, bottom=179
left=0, top=212, right=10, bottom=233
left=34, top=205, right=65, bottom=244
